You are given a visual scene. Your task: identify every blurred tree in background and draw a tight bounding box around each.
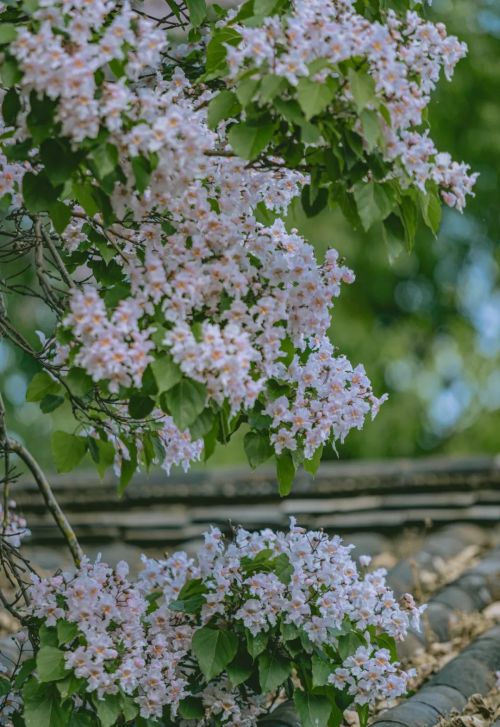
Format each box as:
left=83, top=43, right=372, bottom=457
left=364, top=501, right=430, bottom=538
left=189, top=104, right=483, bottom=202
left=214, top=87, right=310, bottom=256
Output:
left=2, top=0, right=500, bottom=468
left=293, top=0, right=500, bottom=460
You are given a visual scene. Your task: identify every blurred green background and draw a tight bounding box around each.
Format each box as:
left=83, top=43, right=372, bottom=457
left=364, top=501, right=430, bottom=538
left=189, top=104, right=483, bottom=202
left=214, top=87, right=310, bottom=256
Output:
left=2, top=0, right=500, bottom=470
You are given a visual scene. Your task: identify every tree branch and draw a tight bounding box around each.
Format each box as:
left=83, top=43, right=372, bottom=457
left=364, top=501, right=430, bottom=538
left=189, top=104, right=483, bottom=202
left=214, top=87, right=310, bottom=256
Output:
left=5, top=437, right=83, bottom=567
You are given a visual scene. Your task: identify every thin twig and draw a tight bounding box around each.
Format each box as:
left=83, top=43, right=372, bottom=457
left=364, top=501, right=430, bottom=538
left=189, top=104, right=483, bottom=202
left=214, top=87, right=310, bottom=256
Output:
left=34, top=220, right=63, bottom=312
left=0, top=392, right=9, bottom=529
left=40, top=226, right=74, bottom=289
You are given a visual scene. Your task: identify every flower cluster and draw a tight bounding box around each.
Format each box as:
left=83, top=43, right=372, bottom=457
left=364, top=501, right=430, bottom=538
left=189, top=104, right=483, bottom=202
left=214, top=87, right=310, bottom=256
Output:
left=88, top=407, right=204, bottom=477
left=225, top=0, right=478, bottom=210
left=5, top=0, right=385, bottom=474
left=12, top=0, right=166, bottom=143
left=0, top=500, right=30, bottom=549
left=266, top=339, right=387, bottom=458
left=0, top=145, right=25, bottom=209
left=22, top=521, right=423, bottom=725
left=0, top=663, right=22, bottom=725
left=62, top=289, right=154, bottom=393
left=0, top=0, right=477, bottom=485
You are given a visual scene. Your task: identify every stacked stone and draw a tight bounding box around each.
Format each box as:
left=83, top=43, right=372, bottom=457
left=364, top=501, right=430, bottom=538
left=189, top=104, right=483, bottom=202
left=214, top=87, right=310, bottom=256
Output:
left=372, top=626, right=500, bottom=727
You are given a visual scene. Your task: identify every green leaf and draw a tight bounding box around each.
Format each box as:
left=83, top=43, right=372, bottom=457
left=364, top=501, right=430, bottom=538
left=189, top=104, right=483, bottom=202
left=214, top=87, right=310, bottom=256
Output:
left=226, top=651, right=253, bottom=686
left=254, top=0, right=281, bottom=15
left=163, top=378, right=207, bottom=431
left=73, top=181, right=99, bottom=217
left=311, top=654, right=332, bottom=687
left=203, top=419, right=218, bottom=461
left=207, top=91, right=241, bottom=130
left=88, top=438, right=115, bottom=479
left=419, top=190, right=441, bottom=236
left=22, top=172, right=60, bottom=212
left=178, top=698, right=204, bottom=720
left=228, top=120, right=275, bottom=161
left=169, top=594, right=205, bottom=613
left=301, top=185, right=328, bottom=217
left=90, top=144, right=118, bottom=181
left=39, top=393, right=65, bottom=413
left=205, top=27, right=241, bottom=75
left=164, top=0, right=182, bottom=20
left=128, top=394, right=155, bottom=419
left=27, top=93, right=57, bottom=143
left=26, top=371, right=61, bottom=402
left=246, top=629, right=268, bottom=659
left=303, top=445, right=323, bottom=476
left=141, top=365, right=158, bottom=397
left=94, top=693, right=121, bottom=727
left=348, top=68, right=376, bottom=112
left=275, top=97, right=306, bottom=126
left=108, top=58, right=126, bottom=79
left=66, top=367, right=93, bottom=397
left=119, top=455, right=137, bottom=494
left=235, top=77, right=260, bottom=107
left=56, top=674, right=86, bottom=700
left=40, top=139, right=80, bottom=185
left=1, top=57, right=21, bottom=87
left=5, top=139, right=32, bottom=163
left=151, top=325, right=168, bottom=348
left=398, top=195, right=418, bottom=249
left=188, top=407, right=215, bottom=439
left=258, top=652, right=290, bottom=693
left=169, top=578, right=207, bottom=613
left=337, top=632, right=365, bottom=661
left=39, top=625, right=58, bottom=647
left=150, top=355, right=182, bottom=393
left=247, top=410, right=272, bottom=432
left=192, top=627, right=239, bottom=681
left=294, top=691, right=332, bottom=727
left=374, top=632, right=398, bottom=661
left=180, top=578, right=207, bottom=599
left=69, top=712, right=96, bottom=727
left=0, top=677, right=10, bottom=696
left=51, top=431, right=87, bottom=473
left=36, top=646, right=68, bottom=683
left=141, top=431, right=156, bottom=471
left=241, top=548, right=273, bottom=574
left=244, top=431, right=273, bottom=469
left=57, top=620, right=78, bottom=646
left=186, top=0, right=206, bottom=26
left=353, top=182, right=393, bottom=231
left=49, top=201, right=72, bottom=233
left=276, top=452, right=295, bottom=496
left=2, top=87, right=21, bottom=126
left=23, top=680, right=71, bottom=727
left=131, top=155, right=151, bottom=194
left=279, top=336, right=295, bottom=366
left=14, top=657, right=36, bottom=688
left=259, top=74, right=287, bottom=103
left=0, top=23, right=17, bottom=44
left=360, top=109, right=381, bottom=151
left=296, top=77, right=335, bottom=120
left=121, top=695, right=138, bottom=722
left=135, top=719, right=159, bottom=727
left=91, top=185, right=113, bottom=225
left=273, top=552, right=293, bottom=584
left=380, top=217, right=404, bottom=263
left=89, top=258, right=124, bottom=286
